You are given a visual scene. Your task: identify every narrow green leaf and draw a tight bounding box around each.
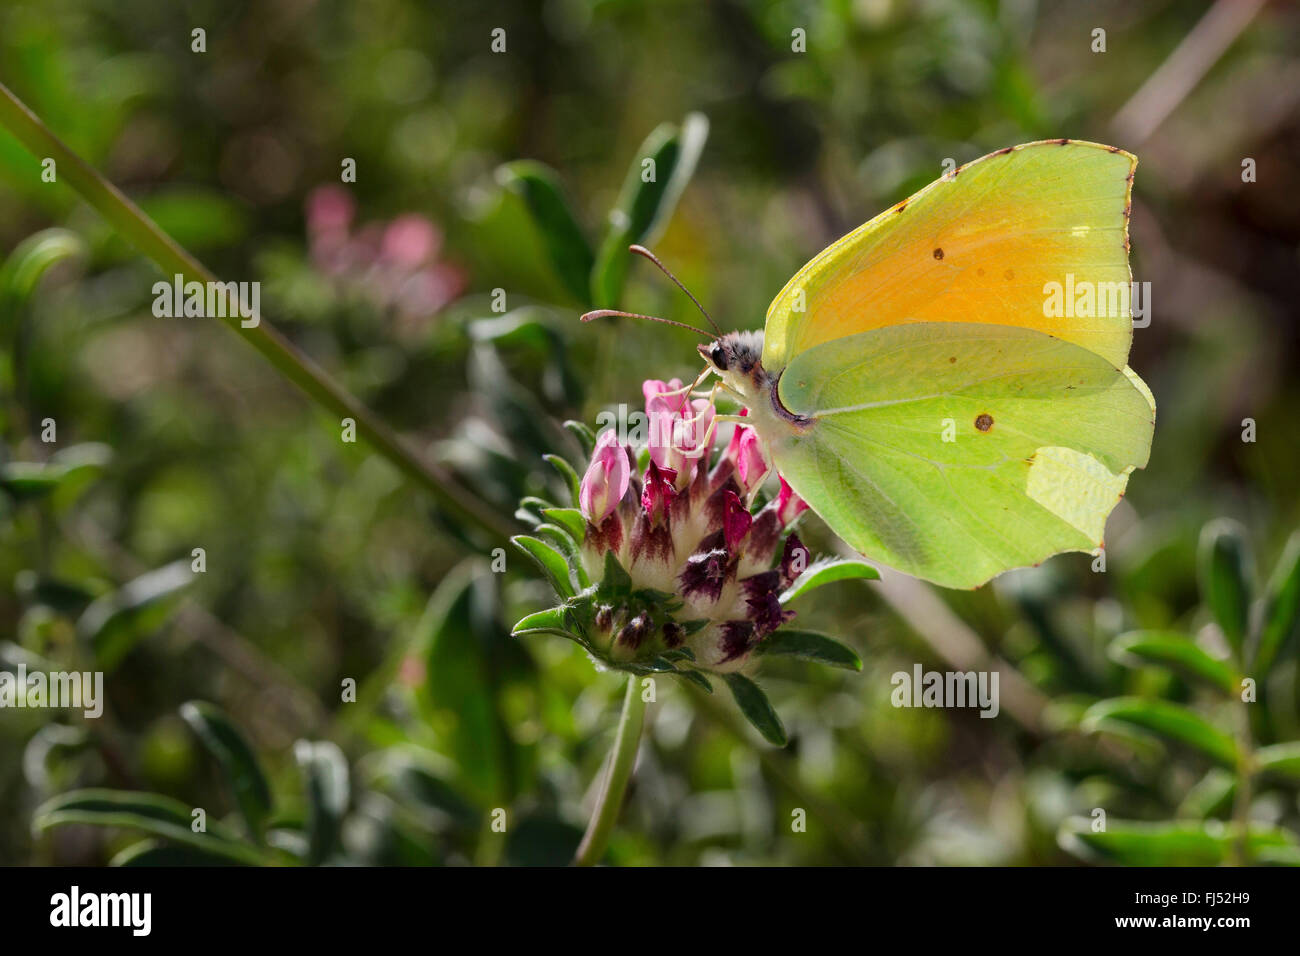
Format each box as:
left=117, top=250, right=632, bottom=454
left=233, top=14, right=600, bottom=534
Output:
left=722, top=673, right=787, bottom=746
left=414, top=564, right=535, bottom=804
left=1198, top=519, right=1253, bottom=654
left=542, top=507, right=587, bottom=543
left=76, top=561, right=193, bottom=671
left=0, top=462, right=62, bottom=501
left=758, top=629, right=862, bottom=671
left=543, top=454, right=581, bottom=506
left=0, top=228, right=84, bottom=304
left=1177, top=768, right=1237, bottom=820
left=512, top=606, right=567, bottom=635
left=1255, top=530, right=1300, bottom=674
left=180, top=701, right=273, bottom=841
left=535, top=523, right=587, bottom=590
left=591, top=113, right=709, bottom=307
left=294, top=740, right=349, bottom=866
left=386, top=760, right=481, bottom=830
left=563, top=420, right=597, bottom=458
left=511, top=534, right=576, bottom=599
left=496, top=160, right=594, bottom=306
left=1059, top=817, right=1296, bottom=866
left=1083, top=697, right=1238, bottom=766
left=33, top=789, right=265, bottom=865
left=779, top=558, right=879, bottom=605
left=601, top=549, right=632, bottom=592
left=111, top=840, right=249, bottom=867
left=1256, top=742, right=1300, bottom=781
left=673, top=670, right=713, bottom=693
left=1108, top=630, right=1236, bottom=694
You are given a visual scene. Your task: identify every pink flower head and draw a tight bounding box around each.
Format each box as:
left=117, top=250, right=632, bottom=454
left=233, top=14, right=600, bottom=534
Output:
left=727, top=424, right=768, bottom=494
left=776, top=475, right=810, bottom=526
left=580, top=430, right=630, bottom=524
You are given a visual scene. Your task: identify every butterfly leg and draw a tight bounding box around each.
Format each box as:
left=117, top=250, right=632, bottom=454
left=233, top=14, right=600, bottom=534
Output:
left=657, top=365, right=713, bottom=416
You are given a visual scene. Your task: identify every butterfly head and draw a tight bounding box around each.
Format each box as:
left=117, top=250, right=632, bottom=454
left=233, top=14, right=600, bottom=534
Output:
left=699, top=330, right=764, bottom=376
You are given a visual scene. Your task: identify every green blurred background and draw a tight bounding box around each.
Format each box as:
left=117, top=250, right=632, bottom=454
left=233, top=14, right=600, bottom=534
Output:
left=1, top=0, right=1298, bottom=866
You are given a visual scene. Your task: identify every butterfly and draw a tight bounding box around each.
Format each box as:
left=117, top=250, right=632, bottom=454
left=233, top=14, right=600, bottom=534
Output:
left=588, top=140, right=1155, bottom=589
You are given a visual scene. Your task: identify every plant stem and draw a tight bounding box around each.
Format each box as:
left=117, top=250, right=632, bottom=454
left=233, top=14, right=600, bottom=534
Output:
left=574, top=674, right=646, bottom=866
left=1229, top=679, right=1256, bottom=866
left=0, top=80, right=515, bottom=541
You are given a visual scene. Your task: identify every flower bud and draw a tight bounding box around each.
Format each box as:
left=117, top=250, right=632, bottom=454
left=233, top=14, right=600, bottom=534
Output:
left=776, top=475, right=810, bottom=526
left=579, top=430, right=631, bottom=524
left=729, top=425, right=768, bottom=494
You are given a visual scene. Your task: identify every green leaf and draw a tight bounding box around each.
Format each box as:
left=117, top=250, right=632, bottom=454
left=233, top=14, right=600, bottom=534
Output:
left=1083, top=697, right=1238, bottom=766
left=1255, top=530, right=1300, bottom=674
left=294, top=740, right=349, bottom=865
left=779, top=558, right=879, bottom=605
left=1198, top=519, right=1253, bottom=654
left=1256, top=742, right=1300, bottom=782
left=542, top=507, right=587, bottom=543
left=496, top=160, right=594, bottom=306
left=722, top=673, right=787, bottom=746
left=0, top=228, right=85, bottom=330
left=0, top=462, right=62, bottom=501
left=1108, top=630, right=1236, bottom=694
left=380, top=755, right=481, bottom=830
left=33, top=789, right=265, bottom=865
left=1177, top=768, right=1237, bottom=820
left=180, top=701, right=273, bottom=841
left=512, top=606, right=567, bottom=635
left=1059, top=817, right=1296, bottom=866
left=76, top=560, right=193, bottom=671
left=673, top=669, right=713, bottom=693
left=602, top=549, right=632, bottom=592
left=511, top=534, right=576, bottom=599
left=591, top=113, right=709, bottom=307
left=415, top=563, right=536, bottom=804
left=543, top=454, right=581, bottom=506
left=758, top=629, right=862, bottom=671
left=111, top=839, right=249, bottom=867
left=564, top=420, right=597, bottom=458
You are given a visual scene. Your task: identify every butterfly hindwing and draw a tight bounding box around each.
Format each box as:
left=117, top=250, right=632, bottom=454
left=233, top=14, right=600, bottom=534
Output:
left=768, top=322, right=1154, bottom=589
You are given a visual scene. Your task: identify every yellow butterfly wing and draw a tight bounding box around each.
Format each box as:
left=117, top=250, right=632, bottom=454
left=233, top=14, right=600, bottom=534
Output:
left=749, top=140, right=1155, bottom=588
left=762, top=140, right=1137, bottom=372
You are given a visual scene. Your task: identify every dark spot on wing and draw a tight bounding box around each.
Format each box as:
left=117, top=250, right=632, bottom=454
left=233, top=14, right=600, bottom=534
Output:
left=948, top=356, right=956, bottom=363
left=1123, top=202, right=1132, bottom=219
left=1107, top=145, right=1121, bottom=153
left=994, top=146, right=1014, bottom=156
left=896, top=201, right=907, bottom=213
left=933, top=248, right=944, bottom=260
left=1003, top=268, right=1015, bottom=280
left=977, top=267, right=985, bottom=276
left=975, top=413, right=994, bottom=432
left=1056, top=138, right=1070, bottom=145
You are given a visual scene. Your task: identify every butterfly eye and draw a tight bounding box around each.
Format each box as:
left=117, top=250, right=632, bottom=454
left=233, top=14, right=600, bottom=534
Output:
left=709, top=343, right=728, bottom=370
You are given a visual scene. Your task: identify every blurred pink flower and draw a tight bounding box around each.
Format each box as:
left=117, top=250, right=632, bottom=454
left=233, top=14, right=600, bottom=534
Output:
left=303, top=186, right=467, bottom=335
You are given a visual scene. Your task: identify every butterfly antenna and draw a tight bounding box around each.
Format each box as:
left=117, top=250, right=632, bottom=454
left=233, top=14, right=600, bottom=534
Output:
left=628, top=244, right=722, bottom=337
left=580, top=309, right=715, bottom=338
